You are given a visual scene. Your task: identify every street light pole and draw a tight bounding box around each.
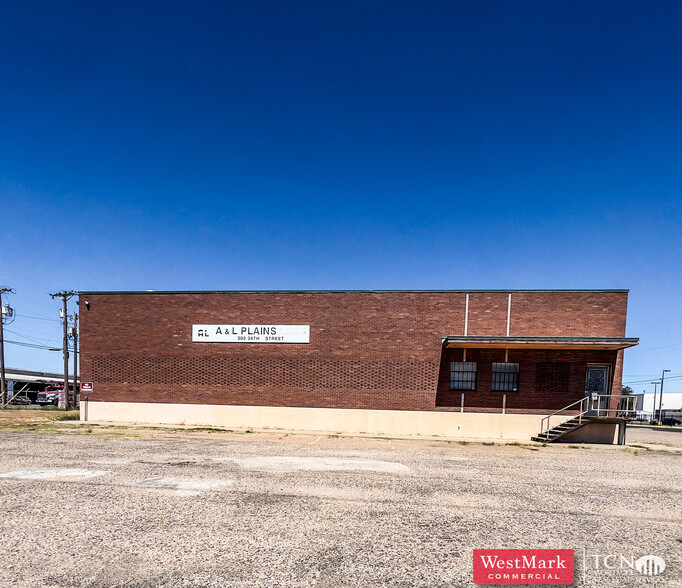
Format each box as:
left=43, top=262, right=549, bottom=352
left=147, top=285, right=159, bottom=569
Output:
left=650, top=381, right=659, bottom=424
left=658, top=369, right=670, bottom=425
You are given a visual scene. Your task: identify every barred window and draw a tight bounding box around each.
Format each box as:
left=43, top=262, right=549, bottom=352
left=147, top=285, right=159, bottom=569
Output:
left=492, top=362, right=519, bottom=392
left=450, top=362, right=477, bottom=391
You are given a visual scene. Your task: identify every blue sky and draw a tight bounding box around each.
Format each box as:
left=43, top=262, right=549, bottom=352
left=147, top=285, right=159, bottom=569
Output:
left=1, top=1, right=681, bottom=405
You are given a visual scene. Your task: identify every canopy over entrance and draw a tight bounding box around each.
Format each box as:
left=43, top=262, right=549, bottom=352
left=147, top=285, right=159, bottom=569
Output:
left=441, top=336, right=639, bottom=351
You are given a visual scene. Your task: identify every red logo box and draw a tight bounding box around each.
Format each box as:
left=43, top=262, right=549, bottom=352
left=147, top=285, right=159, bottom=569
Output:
left=473, top=549, right=574, bottom=585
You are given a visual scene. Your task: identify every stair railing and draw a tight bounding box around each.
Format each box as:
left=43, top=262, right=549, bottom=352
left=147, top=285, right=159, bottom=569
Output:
left=592, top=394, right=637, bottom=418
left=540, top=396, right=589, bottom=438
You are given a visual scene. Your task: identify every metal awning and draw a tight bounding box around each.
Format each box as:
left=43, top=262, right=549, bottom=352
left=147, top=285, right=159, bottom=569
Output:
left=3, top=368, right=66, bottom=384
left=441, top=336, right=639, bottom=350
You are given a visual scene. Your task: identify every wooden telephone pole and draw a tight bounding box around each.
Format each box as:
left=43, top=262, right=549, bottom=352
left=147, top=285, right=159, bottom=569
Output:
left=0, top=287, right=15, bottom=407
left=50, top=291, right=76, bottom=409
left=71, top=313, right=79, bottom=406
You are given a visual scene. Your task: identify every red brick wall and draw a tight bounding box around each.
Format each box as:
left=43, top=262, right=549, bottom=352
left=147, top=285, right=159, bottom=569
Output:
left=467, top=292, right=509, bottom=335
left=508, top=291, right=627, bottom=337
left=435, top=348, right=619, bottom=413
left=78, top=290, right=630, bottom=413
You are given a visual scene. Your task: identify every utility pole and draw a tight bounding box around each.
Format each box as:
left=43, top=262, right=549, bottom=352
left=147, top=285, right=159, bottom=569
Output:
left=658, top=369, right=670, bottom=425
left=71, top=313, right=79, bottom=407
left=0, top=287, right=15, bottom=407
left=650, top=381, right=659, bottom=424
left=50, top=291, right=76, bottom=410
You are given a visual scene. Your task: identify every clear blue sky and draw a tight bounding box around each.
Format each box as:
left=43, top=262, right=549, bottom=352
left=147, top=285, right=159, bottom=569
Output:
left=1, top=1, right=681, bottom=404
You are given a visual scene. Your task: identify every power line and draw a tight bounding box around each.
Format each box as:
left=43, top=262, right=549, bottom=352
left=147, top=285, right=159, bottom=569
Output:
left=622, top=374, right=682, bottom=386
left=4, top=328, right=62, bottom=346
left=623, top=376, right=682, bottom=384
left=5, top=339, right=62, bottom=351
left=15, top=313, right=62, bottom=323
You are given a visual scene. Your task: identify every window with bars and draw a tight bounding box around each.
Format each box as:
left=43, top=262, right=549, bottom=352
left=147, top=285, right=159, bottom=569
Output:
left=450, top=362, right=477, bottom=390
left=492, top=362, right=519, bottom=392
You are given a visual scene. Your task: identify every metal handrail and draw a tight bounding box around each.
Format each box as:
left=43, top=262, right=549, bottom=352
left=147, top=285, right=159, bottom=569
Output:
left=540, top=396, right=588, bottom=437
left=590, top=394, right=637, bottom=418
left=540, top=394, right=638, bottom=438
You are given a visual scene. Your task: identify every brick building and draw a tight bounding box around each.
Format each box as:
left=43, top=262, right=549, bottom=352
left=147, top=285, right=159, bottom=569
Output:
left=78, top=290, right=638, bottom=442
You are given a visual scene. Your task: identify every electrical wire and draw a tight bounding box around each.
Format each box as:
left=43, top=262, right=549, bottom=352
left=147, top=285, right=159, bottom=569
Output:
left=5, top=339, right=62, bottom=351
left=15, top=313, right=61, bottom=323
left=4, top=328, right=61, bottom=346
left=622, top=374, right=682, bottom=385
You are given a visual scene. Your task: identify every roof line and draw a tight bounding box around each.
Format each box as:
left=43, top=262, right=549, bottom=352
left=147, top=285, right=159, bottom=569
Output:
left=77, top=289, right=631, bottom=295
left=442, top=336, right=639, bottom=341
left=5, top=368, right=66, bottom=379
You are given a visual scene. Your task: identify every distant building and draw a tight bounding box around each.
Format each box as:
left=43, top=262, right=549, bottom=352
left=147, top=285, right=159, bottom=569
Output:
left=632, top=393, right=645, bottom=412
left=4, top=368, right=65, bottom=404
left=78, top=290, right=638, bottom=443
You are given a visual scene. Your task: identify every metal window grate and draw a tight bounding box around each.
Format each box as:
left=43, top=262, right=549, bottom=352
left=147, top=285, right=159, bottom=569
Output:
left=492, top=362, right=519, bottom=392
left=450, top=361, right=477, bottom=391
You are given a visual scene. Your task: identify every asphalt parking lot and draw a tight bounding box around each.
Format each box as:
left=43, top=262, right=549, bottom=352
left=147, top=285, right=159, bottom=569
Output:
left=0, top=423, right=680, bottom=588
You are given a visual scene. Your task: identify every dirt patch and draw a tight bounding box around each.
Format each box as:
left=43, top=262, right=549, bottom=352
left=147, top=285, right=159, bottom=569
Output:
left=0, top=408, right=80, bottom=427
left=627, top=424, right=682, bottom=447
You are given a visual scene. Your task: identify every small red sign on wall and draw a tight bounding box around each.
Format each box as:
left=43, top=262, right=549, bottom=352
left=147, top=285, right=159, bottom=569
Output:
left=81, top=382, right=93, bottom=394
left=473, top=549, right=574, bottom=585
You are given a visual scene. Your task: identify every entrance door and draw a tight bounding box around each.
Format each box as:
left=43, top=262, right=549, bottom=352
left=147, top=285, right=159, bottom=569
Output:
left=585, top=365, right=610, bottom=416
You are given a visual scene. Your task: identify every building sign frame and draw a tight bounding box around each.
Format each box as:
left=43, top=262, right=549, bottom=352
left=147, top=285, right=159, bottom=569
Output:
left=192, top=324, right=310, bottom=344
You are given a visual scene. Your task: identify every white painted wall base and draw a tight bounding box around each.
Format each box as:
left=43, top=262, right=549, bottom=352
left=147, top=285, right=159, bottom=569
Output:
left=80, top=401, right=568, bottom=441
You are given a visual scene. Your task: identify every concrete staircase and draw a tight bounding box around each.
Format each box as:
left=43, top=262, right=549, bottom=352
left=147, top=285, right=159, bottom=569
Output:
left=532, top=394, right=635, bottom=444
left=531, top=416, right=595, bottom=443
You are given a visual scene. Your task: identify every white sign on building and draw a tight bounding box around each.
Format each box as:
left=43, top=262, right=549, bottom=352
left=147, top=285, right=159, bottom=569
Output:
left=192, top=324, right=310, bottom=344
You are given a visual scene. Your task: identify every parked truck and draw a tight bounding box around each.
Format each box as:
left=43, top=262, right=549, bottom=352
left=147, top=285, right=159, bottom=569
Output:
left=36, top=386, right=61, bottom=406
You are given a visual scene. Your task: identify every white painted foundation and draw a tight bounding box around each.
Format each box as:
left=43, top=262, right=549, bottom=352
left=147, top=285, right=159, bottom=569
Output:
left=81, top=401, right=568, bottom=441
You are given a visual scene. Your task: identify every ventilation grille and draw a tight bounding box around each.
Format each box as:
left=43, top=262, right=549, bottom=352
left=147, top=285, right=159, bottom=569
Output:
left=92, top=357, right=437, bottom=391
